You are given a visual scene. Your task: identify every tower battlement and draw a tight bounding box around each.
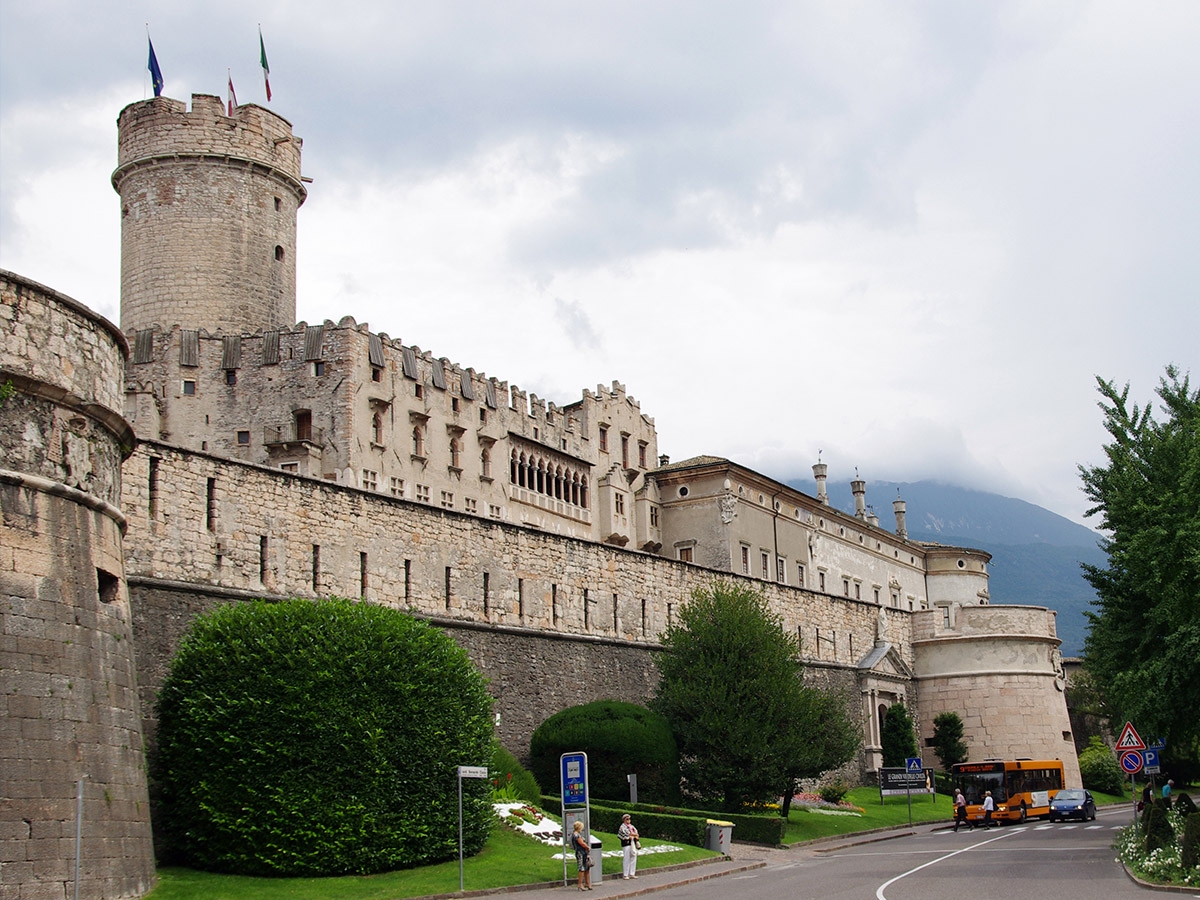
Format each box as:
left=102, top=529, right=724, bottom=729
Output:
left=114, top=94, right=306, bottom=337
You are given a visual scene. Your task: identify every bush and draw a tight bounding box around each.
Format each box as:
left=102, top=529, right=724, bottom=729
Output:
left=818, top=780, right=850, bottom=805
left=1078, top=736, right=1125, bottom=795
left=1175, top=792, right=1197, bottom=817
left=530, top=700, right=680, bottom=805
left=1182, top=812, right=1200, bottom=871
left=491, top=745, right=541, bottom=805
left=1144, top=803, right=1175, bottom=855
left=153, top=599, right=494, bottom=876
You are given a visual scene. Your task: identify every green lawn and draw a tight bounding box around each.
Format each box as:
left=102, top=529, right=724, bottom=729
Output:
left=146, top=821, right=716, bottom=900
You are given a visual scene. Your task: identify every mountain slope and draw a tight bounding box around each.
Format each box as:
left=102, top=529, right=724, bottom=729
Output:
left=786, top=478, right=1105, bottom=656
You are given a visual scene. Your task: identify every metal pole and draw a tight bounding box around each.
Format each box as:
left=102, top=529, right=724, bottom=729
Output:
left=458, top=773, right=464, bottom=893
left=74, top=778, right=83, bottom=900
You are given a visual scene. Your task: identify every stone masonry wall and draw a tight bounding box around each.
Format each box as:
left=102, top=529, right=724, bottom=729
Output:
left=2, top=271, right=155, bottom=899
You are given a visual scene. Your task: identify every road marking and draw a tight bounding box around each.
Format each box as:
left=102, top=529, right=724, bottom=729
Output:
left=1085, top=825, right=1104, bottom=830
left=875, top=829, right=1019, bottom=900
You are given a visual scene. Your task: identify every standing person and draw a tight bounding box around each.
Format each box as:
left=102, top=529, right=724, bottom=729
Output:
left=1163, top=779, right=1174, bottom=802
left=953, top=788, right=970, bottom=832
left=982, top=790, right=995, bottom=827
left=618, top=813, right=640, bottom=879
left=571, top=821, right=593, bottom=891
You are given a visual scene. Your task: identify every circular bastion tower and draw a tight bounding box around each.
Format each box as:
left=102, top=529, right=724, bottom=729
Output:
left=112, top=94, right=306, bottom=335
left=1, top=271, right=155, bottom=897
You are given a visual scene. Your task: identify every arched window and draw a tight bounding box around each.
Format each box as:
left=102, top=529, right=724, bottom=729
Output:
left=481, top=446, right=492, bottom=478
left=580, top=476, right=589, bottom=509
left=412, top=425, right=425, bottom=457
left=372, top=412, right=384, bottom=445
left=450, top=437, right=461, bottom=469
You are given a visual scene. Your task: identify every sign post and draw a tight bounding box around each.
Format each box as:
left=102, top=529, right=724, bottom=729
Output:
left=1116, top=722, right=1146, bottom=830
left=904, top=757, right=922, bottom=826
left=560, top=752, right=591, bottom=887
left=457, top=765, right=488, bottom=892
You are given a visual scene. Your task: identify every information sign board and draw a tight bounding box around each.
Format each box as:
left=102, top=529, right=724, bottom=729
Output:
left=879, top=767, right=935, bottom=796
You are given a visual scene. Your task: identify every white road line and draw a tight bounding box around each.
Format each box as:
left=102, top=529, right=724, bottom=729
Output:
left=876, top=829, right=1019, bottom=900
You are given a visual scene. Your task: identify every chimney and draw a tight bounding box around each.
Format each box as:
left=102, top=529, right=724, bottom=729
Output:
left=867, top=509, right=879, bottom=528
left=658, top=454, right=670, bottom=467
left=813, top=462, right=828, bottom=505
left=852, top=477, right=867, bottom=519
left=893, top=496, right=908, bottom=540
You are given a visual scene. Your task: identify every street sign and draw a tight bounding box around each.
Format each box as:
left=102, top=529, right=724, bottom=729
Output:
left=1116, top=721, right=1146, bottom=751
left=906, top=757, right=923, bottom=773
left=458, top=766, right=488, bottom=779
left=1120, top=750, right=1144, bottom=774
left=1143, top=748, right=1161, bottom=775
left=561, top=752, right=589, bottom=806
left=1149, top=737, right=1166, bottom=750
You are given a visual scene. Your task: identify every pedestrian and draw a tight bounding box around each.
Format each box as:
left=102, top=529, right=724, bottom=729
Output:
left=618, top=813, right=640, bottom=879
left=571, top=821, right=593, bottom=891
left=982, top=790, right=995, bottom=827
left=953, top=788, right=970, bottom=831
left=1163, top=780, right=1174, bottom=802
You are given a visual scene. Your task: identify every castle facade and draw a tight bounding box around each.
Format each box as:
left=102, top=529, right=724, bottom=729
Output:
left=1, top=92, right=1077, bottom=897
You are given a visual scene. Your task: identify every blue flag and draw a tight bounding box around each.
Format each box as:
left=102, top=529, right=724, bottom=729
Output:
left=148, top=37, right=164, bottom=97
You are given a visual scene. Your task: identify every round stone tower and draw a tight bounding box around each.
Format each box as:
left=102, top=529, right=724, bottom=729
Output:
left=112, top=94, right=306, bottom=336
left=1, top=270, right=155, bottom=897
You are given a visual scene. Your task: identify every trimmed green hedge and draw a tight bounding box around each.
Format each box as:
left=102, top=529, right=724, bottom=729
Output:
left=153, top=599, right=494, bottom=876
left=1182, top=811, right=1200, bottom=871
left=541, top=796, right=786, bottom=847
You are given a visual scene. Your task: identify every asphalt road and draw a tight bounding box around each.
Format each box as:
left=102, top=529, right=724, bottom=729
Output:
left=629, top=805, right=1170, bottom=900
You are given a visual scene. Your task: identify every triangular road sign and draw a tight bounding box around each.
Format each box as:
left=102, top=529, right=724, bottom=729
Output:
left=1116, top=721, right=1146, bottom=750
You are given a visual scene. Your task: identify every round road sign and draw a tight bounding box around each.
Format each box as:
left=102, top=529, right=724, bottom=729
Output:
left=1120, top=749, right=1144, bottom=774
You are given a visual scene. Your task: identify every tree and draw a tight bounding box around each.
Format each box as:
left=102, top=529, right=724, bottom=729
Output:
left=153, top=599, right=494, bottom=876
left=777, top=686, right=861, bottom=817
left=652, top=580, right=855, bottom=812
left=931, top=712, right=968, bottom=770
left=1079, top=366, right=1200, bottom=753
left=880, top=703, right=919, bottom=767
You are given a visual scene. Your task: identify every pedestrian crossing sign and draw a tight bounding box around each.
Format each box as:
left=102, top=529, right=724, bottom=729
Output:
left=1116, top=721, right=1145, bottom=751
left=906, top=757, right=923, bottom=773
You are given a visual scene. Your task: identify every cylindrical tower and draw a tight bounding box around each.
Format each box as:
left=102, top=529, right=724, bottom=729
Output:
left=112, top=94, right=306, bottom=336
left=1, top=270, right=155, bottom=897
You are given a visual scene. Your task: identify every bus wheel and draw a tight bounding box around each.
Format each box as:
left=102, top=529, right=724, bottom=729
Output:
left=1018, top=803, right=1027, bottom=823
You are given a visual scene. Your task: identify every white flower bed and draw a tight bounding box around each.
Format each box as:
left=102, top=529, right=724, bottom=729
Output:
left=494, top=803, right=683, bottom=858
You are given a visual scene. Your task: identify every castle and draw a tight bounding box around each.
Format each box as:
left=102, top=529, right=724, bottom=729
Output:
left=1, top=93, right=1078, bottom=898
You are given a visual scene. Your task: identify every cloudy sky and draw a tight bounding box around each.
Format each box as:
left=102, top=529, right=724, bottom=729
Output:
left=2, top=1, right=1197, bottom=526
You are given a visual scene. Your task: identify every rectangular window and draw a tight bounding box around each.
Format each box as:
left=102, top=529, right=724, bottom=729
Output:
left=206, top=477, right=216, bottom=531
left=638, top=441, right=647, bottom=468
left=777, top=558, right=786, bottom=584
left=480, top=408, right=487, bottom=424
left=415, top=383, right=424, bottom=399
left=404, top=558, right=411, bottom=602
left=854, top=583, right=861, bottom=600
left=362, top=469, right=378, bottom=491
left=236, top=430, right=250, bottom=445
left=819, top=572, right=826, bottom=592
left=650, top=506, right=659, bottom=527
left=615, top=494, right=625, bottom=515
left=182, top=380, right=196, bottom=395
left=796, top=564, right=805, bottom=587
left=843, top=578, right=851, bottom=597
left=464, top=497, right=478, bottom=513
left=225, top=369, right=237, bottom=385
left=641, top=598, right=648, bottom=636
left=552, top=583, right=559, bottom=624
left=742, top=545, right=750, bottom=575
left=583, top=588, right=590, bottom=629
left=148, top=456, right=160, bottom=517
left=488, top=503, right=502, bottom=518
left=313, top=361, right=325, bottom=376
left=451, top=397, right=459, bottom=413
left=598, top=426, right=608, bottom=451
left=312, top=544, right=320, bottom=591
left=518, top=578, right=525, bottom=618
left=441, top=490, right=454, bottom=509
left=371, top=367, right=382, bottom=383
left=621, top=435, right=630, bottom=468
left=483, top=572, right=490, bottom=615
left=445, top=566, right=452, bottom=609
left=613, top=593, right=620, bottom=631
left=761, top=552, right=770, bottom=580
left=259, top=536, right=268, bottom=584
left=360, top=552, right=368, bottom=598
left=874, top=588, right=881, bottom=604
left=390, top=477, right=404, bottom=497
left=678, top=546, right=693, bottom=562
left=280, top=462, right=299, bottom=473
left=416, top=484, right=430, bottom=503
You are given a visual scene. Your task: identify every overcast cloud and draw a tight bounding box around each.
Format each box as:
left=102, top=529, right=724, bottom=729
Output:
left=2, top=0, right=1197, bottom=526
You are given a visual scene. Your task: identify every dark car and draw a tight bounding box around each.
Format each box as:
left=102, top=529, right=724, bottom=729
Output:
left=1048, top=789, right=1096, bottom=822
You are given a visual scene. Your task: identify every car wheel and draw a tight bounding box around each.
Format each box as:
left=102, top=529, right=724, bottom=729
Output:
left=1089, top=806, right=1096, bottom=821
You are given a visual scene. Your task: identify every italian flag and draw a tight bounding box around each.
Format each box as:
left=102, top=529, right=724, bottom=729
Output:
left=260, top=27, right=272, bottom=101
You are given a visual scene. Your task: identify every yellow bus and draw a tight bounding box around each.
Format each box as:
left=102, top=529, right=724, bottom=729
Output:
left=950, top=759, right=1066, bottom=824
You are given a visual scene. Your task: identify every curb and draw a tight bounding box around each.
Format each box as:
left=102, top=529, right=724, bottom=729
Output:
left=1119, top=861, right=1200, bottom=894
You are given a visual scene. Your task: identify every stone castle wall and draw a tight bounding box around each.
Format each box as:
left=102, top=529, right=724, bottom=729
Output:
left=912, top=605, right=1080, bottom=784
left=113, top=95, right=305, bottom=336
left=120, top=440, right=909, bottom=755
left=1, top=271, right=155, bottom=899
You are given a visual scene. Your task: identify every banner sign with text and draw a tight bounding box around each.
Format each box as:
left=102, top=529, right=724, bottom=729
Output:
left=879, top=767, right=935, bottom=796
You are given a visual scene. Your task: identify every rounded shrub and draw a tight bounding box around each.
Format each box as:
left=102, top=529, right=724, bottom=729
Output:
left=1143, top=803, right=1174, bottom=854
left=1182, top=811, right=1200, bottom=871
left=1077, top=736, right=1125, bottom=795
left=530, top=700, right=680, bottom=805
left=153, top=599, right=494, bottom=876
left=491, top=744, right=542, bottom=805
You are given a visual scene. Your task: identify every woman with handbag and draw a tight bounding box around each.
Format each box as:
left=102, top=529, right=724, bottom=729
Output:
left=618, top=813, right=640, bottom=879
left=571, top=821, right=593, bottom=891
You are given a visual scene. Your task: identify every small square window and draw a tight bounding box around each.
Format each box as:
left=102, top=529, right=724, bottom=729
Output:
left=488, top=503, right=502, bottom=518
left=390, top=477, right=404, bottom=498
left=236, top=430, right=250, bottom=445
left=225, top=370, right=237, bottom=385
left=465, top=498, right=478, bottom=513
left=182, top=380, right=196, bottom=395
left=415, top=484, right=430, bottom=503
left=441, top=490, right=455, bottom=509
left=415, top=383, right=424, bottom=399
left=480, top=409, right=487, bottom=424
left=313, top=361, right=326, bottom=376
left=371, top=367, right=382, bottom=383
